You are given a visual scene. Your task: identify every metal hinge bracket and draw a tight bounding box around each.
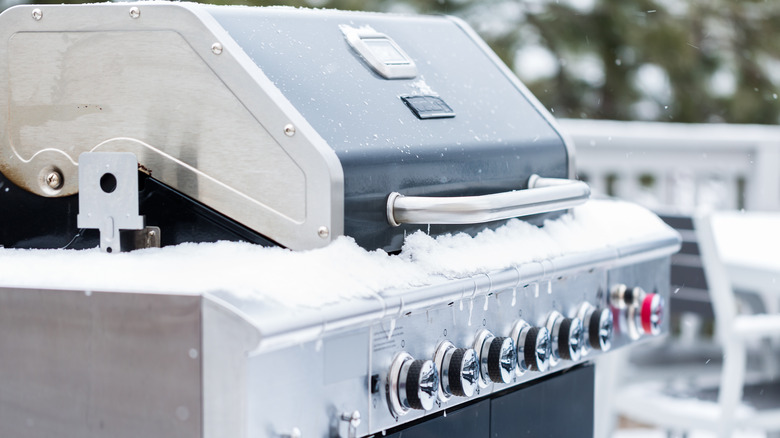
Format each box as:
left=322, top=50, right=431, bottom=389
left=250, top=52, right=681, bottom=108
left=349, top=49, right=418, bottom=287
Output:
left=77, top=152, right=145, bottom=253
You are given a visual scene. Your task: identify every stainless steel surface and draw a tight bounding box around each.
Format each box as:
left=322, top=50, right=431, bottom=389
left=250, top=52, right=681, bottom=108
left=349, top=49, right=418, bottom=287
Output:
left=0, top=248, right=676, bottom=437
left=0, top=288, right=202, bottom=438
left=0, top=3, right=345, bottom=250
left=386, top=175, right=590, bottom=226
left=77, top=152, right=144, bottom=253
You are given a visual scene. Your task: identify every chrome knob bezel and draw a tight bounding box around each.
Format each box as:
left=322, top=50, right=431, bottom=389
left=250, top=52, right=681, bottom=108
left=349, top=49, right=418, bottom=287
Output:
left=387, top=351, right=413, bottom=416
left=434, top=340, right=456, bottom=402
left=387, top=352, right=439, bottom=417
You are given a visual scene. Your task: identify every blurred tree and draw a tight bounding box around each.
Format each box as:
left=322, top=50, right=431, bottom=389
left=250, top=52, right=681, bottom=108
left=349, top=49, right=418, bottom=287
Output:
left=2, top=0, right=778, bottom=124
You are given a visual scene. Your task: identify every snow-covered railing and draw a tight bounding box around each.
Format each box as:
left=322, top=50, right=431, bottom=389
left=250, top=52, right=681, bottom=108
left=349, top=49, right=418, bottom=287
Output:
left=559, top=119, right=780, bottom=213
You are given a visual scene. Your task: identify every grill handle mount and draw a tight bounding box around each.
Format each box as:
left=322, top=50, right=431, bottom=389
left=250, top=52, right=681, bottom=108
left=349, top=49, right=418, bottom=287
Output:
left=386, top=175, right=590, bottom=227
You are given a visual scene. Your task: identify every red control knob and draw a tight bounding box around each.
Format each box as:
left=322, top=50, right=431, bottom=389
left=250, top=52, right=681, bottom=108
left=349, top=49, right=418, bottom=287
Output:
left=640, top=293, right=664, bottom=335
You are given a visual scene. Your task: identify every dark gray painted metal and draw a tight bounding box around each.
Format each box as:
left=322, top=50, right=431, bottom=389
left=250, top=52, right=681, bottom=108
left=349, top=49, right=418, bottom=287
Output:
left=491, top=364, right=595, bottom=438
left=384, top=400, right=490, bottom=438
left=209, top=8, right=568, bottom=251
left=384, top=365, right=594, bottom=438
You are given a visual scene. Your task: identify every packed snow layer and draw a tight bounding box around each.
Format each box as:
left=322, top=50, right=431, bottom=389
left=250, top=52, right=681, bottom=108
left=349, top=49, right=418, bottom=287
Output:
left=0, top=199, right=673, bottom=308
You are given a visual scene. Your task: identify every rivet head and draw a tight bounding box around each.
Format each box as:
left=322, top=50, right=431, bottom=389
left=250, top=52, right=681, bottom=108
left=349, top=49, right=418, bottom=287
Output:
left=45, top=170, right=63, bottom=190
left=31, top=8, right=42, bottom=21
left=284, top=124, right=296, bottom=137
left=129, top=7, right=140, bottom=19
left=317, top=226, right=330, bottom=239
left=211, top=42, right=223, bottom=55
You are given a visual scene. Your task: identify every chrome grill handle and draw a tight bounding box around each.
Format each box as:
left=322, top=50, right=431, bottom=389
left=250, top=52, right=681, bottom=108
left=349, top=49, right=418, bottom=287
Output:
left=386, top=175, right=590, bottom=227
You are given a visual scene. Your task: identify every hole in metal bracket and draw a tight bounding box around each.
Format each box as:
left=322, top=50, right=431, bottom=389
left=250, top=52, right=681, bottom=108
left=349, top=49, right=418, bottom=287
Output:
left=100, top=173, right=117, bottom=193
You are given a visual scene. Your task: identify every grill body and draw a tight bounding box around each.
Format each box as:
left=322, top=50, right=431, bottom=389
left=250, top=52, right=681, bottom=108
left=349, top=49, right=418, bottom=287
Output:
left=0, top=4, right=680, bottom=438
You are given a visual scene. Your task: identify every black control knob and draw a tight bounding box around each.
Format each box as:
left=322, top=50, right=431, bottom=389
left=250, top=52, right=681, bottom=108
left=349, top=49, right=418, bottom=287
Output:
left=487, top=337, right=515, bottom=383
left=578, top=303, right=614, bottom=354
left=435, top=341, right=479, bottom=399
left=546, top=311, right=583, bottom=365
left=474, top=329, right=516, bottom=386
left=589, top=307, right=613, bottom=351
left=511, top=320, right=551, bottom=373
left=401, top=359, right=438, bottom=410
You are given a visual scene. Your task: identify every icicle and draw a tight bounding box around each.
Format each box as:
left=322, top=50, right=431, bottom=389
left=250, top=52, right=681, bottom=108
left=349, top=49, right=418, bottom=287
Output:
left=468, top=299, right=474, bottom=326
left=511, top=288, right=517, bottom=307
left=387, top=318, right=396, bottom=340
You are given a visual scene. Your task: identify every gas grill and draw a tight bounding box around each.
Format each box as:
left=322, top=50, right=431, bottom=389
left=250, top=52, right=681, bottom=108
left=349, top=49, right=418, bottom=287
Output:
left=0, top=3, right=680, bottom=438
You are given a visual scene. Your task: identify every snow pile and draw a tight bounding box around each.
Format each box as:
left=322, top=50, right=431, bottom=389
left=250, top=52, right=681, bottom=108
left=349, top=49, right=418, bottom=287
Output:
left=0, top=199, right=672, bottom=308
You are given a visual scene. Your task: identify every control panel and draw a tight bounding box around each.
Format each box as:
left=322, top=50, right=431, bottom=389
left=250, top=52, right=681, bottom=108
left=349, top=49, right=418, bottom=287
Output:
left=243, top=257, right=672, bottom=438
left=369, top=259, right=668, bottom=431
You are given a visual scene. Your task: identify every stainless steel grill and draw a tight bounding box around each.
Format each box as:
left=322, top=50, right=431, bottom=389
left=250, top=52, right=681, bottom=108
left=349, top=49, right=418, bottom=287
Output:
left=0, top=3, right=680, bottom=438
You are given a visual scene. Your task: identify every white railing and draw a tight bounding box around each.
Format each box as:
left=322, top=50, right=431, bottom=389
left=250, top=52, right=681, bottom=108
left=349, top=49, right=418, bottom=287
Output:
left=559, top=119, right=780, bottom=213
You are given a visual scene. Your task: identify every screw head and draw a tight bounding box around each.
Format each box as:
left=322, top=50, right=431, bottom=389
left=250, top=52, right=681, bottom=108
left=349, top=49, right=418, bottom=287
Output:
left=45, top=170, right=62, bottom=190
left=284, top=124, right=296, bottom=137
left=31, top=8, right=42, bottom=21
left=317, top=226, right=330, bottom=239
left=211, top=42, right=223, bottom=55
left=129, top=7, right=140, bottom=19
